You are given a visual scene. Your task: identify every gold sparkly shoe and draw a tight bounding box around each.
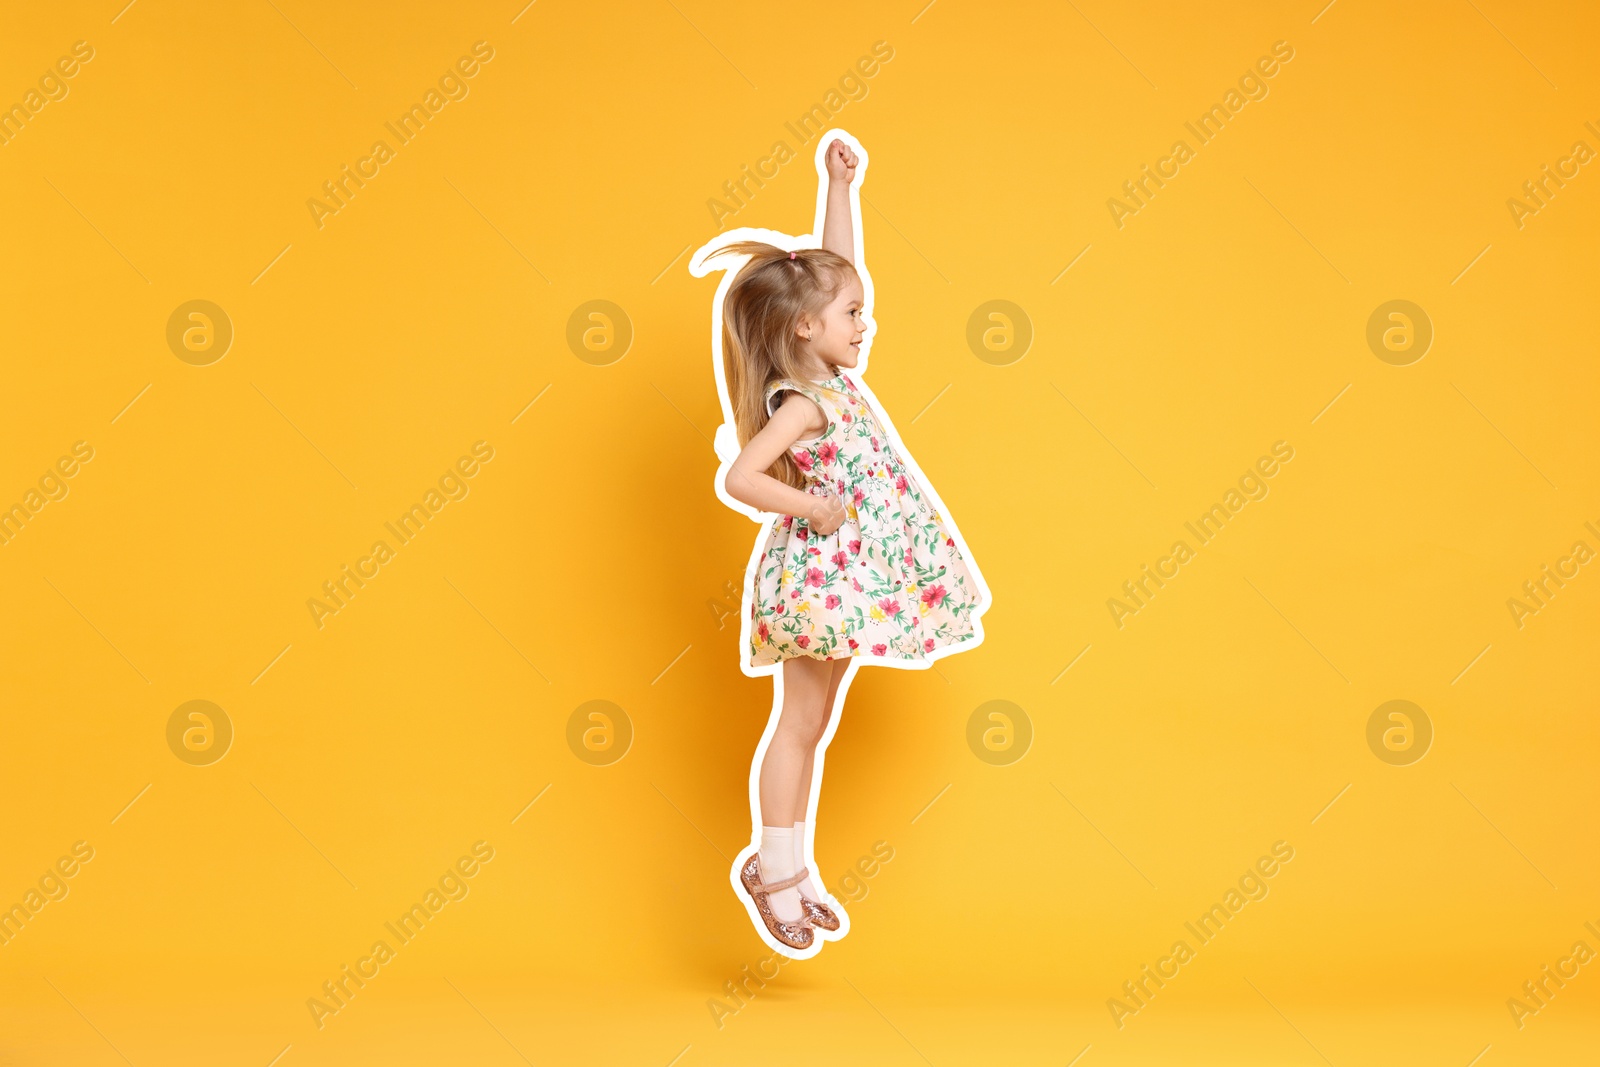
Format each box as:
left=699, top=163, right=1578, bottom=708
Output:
left=738, top=853, right=815, bottom=950
left=797, top=892, right=841, bottom=932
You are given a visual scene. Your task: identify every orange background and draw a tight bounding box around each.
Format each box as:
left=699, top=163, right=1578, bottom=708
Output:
left=0, top=1, right=1596, bottom=1064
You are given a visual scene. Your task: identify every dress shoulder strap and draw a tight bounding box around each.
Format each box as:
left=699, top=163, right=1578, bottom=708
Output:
left=763, top=377, right=833, bottom=418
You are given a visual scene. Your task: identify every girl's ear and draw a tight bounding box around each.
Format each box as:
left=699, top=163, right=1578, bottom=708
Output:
left=793, top=314, right=813, bottom=341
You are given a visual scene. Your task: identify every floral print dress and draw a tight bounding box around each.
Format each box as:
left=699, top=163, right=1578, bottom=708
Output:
left=748, top=372, right=986, bottom=667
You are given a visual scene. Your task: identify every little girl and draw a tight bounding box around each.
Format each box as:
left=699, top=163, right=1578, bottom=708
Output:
left=691, top=133, right=990, bottom=957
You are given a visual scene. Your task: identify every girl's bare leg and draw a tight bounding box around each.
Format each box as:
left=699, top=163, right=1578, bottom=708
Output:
left=759, top=656, right=833, bottom=825
left=755, top=656, right=834, bottom=922
left=794, top=657, right=851, bottom=824
left=792, top=657, right=851, bottom=902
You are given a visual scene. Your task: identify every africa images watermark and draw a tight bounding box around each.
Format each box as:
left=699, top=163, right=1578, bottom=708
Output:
left=1107, top=440, right=1295, bottom=629
left=1107, top=840, right=1296, bottom=1029
left=1505, top=120, right=1600, bottom=230
left=0, top=840, right=96, bottom=947
left=0, top=40, right=95, bottom=148
left=1106, top=39, right=1296, bottom=229
left=706, top=40, right=895, bottom=228
left=306, top=840, right=496, bottom=1030
left=306, top=41, right=496, bottom=230
left=1504, top=519, right=1599, bottom=630
left=307, top=440, right=495, bottom=629
left=0, top=440, right=95, bottom=547
left=1505, top=919, right=1600, bottom=1031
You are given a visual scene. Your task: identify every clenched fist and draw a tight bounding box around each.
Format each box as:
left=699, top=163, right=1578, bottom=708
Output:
left=804, top=489, right=848, bottom=536
left=824, top=138, right=858, bottom=185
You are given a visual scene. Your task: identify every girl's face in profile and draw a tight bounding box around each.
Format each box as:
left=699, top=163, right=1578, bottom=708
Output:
left=803, top=273, right=867, bottom=370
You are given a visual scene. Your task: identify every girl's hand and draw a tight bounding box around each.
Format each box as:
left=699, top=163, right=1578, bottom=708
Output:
left=805, top=489, right=848, bottom=536
left=824, top=139, right=858, bottom=185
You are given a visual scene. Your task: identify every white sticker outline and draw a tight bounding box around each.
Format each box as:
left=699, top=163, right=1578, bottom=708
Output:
left=689, top=128, right=993, bottom=959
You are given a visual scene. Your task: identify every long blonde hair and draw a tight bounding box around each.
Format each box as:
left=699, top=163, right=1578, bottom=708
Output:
left=710, top=241, right=858, bottom=489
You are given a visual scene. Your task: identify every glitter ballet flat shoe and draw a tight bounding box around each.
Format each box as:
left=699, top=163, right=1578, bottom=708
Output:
left=797, top=890, right=842, bottom=931
left=738, top=853, right=815, bottom=950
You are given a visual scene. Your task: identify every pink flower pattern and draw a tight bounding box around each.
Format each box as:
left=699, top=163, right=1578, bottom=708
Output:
left=746, top=373, right=984, bottom=665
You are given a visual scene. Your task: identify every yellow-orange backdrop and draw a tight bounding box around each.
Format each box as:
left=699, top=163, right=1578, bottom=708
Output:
left=0, top=1, right=1595, bottom=1064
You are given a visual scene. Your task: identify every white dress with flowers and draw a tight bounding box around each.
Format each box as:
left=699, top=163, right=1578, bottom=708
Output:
left=748, top=372, right=985, bottom=667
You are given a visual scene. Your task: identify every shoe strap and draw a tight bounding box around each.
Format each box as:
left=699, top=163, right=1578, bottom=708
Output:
left=756, top=865, right=810, bottom=895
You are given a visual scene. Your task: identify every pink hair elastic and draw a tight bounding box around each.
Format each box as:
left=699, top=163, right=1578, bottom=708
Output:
left=789, top=250, right=797, bottom=259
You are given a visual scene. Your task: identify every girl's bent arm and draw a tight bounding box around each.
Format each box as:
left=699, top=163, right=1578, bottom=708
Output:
left=724, top=394, right=828, bottom=516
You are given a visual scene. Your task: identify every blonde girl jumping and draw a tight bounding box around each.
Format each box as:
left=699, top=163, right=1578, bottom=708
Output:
left=692, top=133, right=989, bottom=957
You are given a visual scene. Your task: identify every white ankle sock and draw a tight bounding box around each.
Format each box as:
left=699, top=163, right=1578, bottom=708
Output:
left=758, top=824, right=803, bottom=923
left=793, top=820, right=824, bottom=902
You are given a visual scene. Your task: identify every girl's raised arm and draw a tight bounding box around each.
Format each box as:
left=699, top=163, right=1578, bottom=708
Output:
left=819, top=139, right=858, bottom=266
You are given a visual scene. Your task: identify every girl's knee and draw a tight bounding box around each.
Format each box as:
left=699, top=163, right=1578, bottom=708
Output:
left=778, top=701, right=826, bottom=740
left=810, top=708, right=834, bottom=746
